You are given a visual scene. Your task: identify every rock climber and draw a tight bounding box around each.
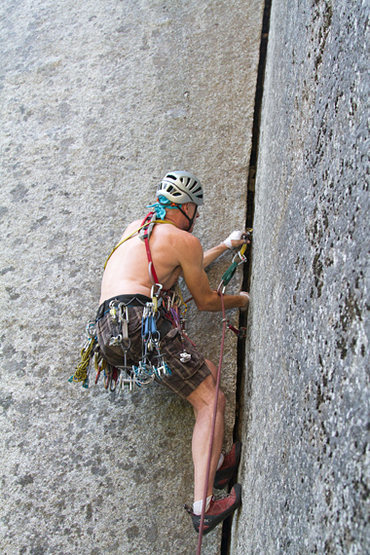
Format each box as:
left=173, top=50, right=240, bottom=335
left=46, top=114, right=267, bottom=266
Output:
left=95, top=170, right=249, bottom=534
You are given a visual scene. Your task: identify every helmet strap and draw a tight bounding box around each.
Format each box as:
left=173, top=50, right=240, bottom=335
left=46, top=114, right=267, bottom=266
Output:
left=176, top=204, right=197, bottom=231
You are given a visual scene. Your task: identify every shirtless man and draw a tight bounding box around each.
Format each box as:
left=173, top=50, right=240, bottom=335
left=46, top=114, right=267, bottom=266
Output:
left=96, top=171, right=249, bottom=534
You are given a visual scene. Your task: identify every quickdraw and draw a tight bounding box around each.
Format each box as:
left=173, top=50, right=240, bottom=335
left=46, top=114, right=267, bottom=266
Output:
left=218, top=243, right=247, bottom=291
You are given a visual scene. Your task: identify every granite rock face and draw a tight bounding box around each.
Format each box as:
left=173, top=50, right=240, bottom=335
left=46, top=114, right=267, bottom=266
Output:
left=232, top=1, right=369, bottom=553
left=0, top=1, right=263, bottom=554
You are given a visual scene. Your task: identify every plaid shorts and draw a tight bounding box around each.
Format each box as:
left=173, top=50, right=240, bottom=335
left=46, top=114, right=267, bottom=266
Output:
left=95, top=295, right=211, bottom=399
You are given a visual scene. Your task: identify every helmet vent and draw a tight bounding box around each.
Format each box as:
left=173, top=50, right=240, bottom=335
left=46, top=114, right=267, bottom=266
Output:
left=167, top=184, right=181, bottom=197
left=157, top=171, right=203, bottom=206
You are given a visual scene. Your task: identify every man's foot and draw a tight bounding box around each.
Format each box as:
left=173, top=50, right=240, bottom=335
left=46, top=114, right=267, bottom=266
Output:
left=214, top=441, right=242, bottom=489
left=185, top=484, right=242, bottom=535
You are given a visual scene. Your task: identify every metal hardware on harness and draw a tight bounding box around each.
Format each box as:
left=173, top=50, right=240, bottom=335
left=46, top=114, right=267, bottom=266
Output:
left=218, top=244, right=248, bottom=293
left=118, top=304, right=129, bottom=340
left=180, top=351, right=192, bottom=363
left=119, top=373, right=136, bottom=392
left=109, top=334, right=122, bottom=346
left=133, top=362, right=156, bottom=386
left=109, top=302, right=118, bottom=323
left=86, top=321, right=97, bottom=339
left=138, top=299, right=172, bottom=384
left=117, top=351, right=137, bottom=393
left=108, top=301, right=131, bottom=348
left=154, top=359, right=171, bottom=378
left=150, top=283, right=163, bottom=313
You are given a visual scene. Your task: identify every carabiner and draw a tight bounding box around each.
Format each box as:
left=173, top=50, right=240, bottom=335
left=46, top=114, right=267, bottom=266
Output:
left=86, top=321, right=96, bottom=339
left=232, top=243, right=247, bottom=264
left=150, top=283, right=163, bottom=299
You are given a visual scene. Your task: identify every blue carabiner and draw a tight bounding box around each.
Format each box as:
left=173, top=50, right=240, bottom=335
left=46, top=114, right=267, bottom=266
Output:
left=142, top=315, right=150, bottom=338
left=149, top=314, right=157, bottom=334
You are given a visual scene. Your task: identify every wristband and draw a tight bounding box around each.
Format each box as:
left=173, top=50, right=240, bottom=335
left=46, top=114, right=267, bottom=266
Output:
left=223, top=230, right=244, bottom=249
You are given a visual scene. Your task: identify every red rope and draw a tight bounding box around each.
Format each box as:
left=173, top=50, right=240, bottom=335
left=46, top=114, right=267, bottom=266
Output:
left=196, top=291, right=227, bottom=554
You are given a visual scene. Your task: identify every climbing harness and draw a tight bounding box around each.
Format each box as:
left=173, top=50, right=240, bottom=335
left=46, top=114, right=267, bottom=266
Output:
left=69, top=212, right=188, bottom=393
left=69, top=223, right=252, bottom=402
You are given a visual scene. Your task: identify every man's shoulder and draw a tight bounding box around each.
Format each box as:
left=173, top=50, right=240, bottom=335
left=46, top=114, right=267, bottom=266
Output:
left=166, top=227, right=202, bottom=258
left=164, top=224, right=200, bottom=243
left=123, top=219, right=142, bottom=234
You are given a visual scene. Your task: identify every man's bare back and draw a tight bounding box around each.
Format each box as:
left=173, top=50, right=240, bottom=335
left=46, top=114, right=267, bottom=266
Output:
left=100, top=206, right=249, bottom=313
left=99, top=219, right=193, bottom=303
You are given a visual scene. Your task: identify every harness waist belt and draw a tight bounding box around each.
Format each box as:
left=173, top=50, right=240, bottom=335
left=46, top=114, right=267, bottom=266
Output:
left=96, top=294, right=152, bottom=320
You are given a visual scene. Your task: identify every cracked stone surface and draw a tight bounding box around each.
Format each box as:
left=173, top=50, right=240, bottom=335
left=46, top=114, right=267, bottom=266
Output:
left=0, top=1, right=263, bottom=553
left=232, top=1, right=369, bottom=553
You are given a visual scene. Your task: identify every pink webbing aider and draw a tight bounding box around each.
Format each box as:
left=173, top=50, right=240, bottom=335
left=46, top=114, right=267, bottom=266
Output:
left=196, top=234, right=251, bottom=552
left=196, top=289, right=227, bottom=554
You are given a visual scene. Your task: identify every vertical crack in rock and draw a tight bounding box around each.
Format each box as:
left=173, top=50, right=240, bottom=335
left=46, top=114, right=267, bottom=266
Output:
left=220, top=1, right=272, bottom=553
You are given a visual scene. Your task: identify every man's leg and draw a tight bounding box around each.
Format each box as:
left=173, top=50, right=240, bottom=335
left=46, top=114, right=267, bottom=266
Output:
left=186, top=359, right=226, bottom=503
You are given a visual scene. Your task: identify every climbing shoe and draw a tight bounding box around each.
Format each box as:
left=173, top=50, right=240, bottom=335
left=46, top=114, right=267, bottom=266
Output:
left=185, top=483, right=242, bottom=535
left=214, top=441, right=242, bottom=489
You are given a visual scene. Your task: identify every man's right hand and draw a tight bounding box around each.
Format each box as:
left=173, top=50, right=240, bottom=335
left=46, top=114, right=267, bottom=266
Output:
left=239, top=292, right=250, bottom=311
left=223, top=230, right=250, bottom=249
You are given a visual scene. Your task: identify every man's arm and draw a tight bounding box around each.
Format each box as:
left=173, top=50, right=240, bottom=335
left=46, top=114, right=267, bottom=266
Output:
left=180, top=234, right=249, bottom=312
left=203, top=243, right=229, bottom=268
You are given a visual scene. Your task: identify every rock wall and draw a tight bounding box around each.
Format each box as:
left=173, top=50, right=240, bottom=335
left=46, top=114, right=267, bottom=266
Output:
left=0, top=1, right=264, bottom=554
left=232, top=1, right=369, bottom=553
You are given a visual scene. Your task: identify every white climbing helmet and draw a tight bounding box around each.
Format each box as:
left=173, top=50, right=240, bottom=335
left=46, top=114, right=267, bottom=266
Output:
left=157, top=171, right=204, bottom=206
